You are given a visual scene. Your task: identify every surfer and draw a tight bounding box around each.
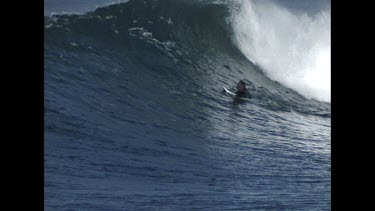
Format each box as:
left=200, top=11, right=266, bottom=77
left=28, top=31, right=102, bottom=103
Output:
left=236, top=80, right=250, bottom=98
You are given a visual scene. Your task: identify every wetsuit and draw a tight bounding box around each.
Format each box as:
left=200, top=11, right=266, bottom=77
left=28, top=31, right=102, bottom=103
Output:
left=235, top=89, right=250, bottom=98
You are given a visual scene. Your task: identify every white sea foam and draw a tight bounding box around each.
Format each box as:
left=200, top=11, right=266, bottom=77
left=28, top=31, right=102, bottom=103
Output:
left=230, top=0, right=331, bottom=102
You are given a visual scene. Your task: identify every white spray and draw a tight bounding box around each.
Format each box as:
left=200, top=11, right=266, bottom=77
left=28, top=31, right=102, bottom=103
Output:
left=230, top=0, right=330, bottom=102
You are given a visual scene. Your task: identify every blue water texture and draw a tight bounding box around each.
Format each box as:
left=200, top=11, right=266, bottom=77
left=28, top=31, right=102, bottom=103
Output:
left=44, top=0, right=331, bottom=210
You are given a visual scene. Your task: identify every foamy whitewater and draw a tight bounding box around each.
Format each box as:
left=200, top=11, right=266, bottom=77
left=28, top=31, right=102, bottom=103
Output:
left=231, top=0, right=331, bottom=102
left=45, top=0, right=331, bottom=210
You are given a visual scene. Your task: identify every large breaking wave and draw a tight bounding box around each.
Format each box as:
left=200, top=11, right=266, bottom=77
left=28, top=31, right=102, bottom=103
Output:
left=45, top=0, right=331, bottom=116
left=44, top=0, right=331, bottom=209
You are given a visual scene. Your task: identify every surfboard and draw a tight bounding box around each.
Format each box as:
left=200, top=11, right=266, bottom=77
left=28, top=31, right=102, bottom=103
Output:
left=223, top=86, right=236, bottom=97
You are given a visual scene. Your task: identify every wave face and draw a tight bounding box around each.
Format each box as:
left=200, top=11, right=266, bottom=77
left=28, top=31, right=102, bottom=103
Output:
left=45, top=0, right=331, bottom=210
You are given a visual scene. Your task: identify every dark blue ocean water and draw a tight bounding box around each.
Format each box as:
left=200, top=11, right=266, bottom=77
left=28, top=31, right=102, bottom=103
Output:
left=44, top=0, right=331, bottom=210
